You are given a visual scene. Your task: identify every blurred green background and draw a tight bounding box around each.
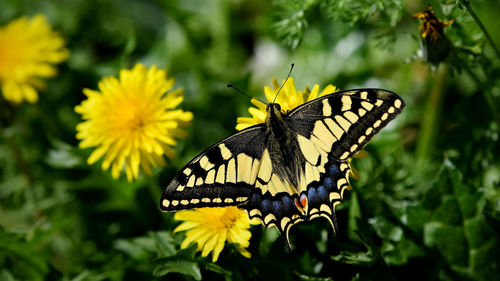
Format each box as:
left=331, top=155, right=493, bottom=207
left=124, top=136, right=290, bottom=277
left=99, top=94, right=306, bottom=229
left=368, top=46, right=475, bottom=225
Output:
left=1, top=0, right=499, bottom=280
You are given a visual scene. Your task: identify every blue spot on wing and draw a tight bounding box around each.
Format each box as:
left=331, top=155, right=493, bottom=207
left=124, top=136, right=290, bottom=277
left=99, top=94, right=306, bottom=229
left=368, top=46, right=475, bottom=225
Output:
left=281, top=196, right=295, bottom=212
left=262, top=199, right=272, bottom=213
left=329, top=165, right=340, bottom=176
left=324, top=177, right=333, bottom=189
left=317, top=185, right=327, bottom=198
left=307, top=187, right=318, bottom=201
left=281, top=196, right=292, bottom=206
left=273, top=201, right=282, bottom=213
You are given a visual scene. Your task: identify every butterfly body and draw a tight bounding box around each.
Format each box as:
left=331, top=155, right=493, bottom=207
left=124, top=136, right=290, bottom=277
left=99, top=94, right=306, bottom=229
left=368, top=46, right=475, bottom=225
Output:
left=265, top=103, right=304, bottom=195
left=160, top=89, right=405, bottom=248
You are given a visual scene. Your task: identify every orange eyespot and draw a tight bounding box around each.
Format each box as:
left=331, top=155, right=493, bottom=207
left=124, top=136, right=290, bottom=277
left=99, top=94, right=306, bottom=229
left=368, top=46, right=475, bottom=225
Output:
left=294, top=194, right=308, bottom=212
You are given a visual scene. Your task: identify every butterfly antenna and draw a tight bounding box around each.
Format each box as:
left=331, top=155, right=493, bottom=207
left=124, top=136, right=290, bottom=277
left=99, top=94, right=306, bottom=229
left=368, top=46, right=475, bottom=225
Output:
left=227, top=84, right=268, bottom=105
left=272, top=63, right=295, bottom=104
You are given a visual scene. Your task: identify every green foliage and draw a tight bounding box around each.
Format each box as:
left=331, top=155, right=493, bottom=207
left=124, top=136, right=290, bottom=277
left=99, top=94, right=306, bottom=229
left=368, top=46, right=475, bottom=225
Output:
left=1, top=0, right=500, bottom=280
left=273, top=0, right=404, bottom=49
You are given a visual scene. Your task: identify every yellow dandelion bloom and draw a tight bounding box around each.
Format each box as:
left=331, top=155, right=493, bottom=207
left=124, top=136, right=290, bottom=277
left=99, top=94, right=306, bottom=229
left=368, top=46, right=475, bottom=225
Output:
left=174, top=207, right=257, bottom=262
left=75, top=63, right=193, bottom=181
left=236, top=77, right=338, bottom=130
left=0, top=14, right=69, bottom=103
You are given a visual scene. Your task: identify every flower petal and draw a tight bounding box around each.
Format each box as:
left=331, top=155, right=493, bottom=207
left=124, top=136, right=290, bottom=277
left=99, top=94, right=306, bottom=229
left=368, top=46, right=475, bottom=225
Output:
left=211, top=231, right=227, bottom=262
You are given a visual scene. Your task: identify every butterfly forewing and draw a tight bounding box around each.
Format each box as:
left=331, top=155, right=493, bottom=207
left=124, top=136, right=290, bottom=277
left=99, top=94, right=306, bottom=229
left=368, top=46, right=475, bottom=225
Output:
left=160, top=125, right=267, bottom=211
left=288, top=89, right=405, bottom=160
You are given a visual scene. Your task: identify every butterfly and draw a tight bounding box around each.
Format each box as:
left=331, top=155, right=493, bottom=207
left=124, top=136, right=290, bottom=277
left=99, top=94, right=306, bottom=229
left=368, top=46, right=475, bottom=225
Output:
left=160, top=87, right=405, bottom=249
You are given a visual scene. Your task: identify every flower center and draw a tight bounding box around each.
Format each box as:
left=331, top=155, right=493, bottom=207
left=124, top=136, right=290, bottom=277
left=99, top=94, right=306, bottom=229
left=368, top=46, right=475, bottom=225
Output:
left=220, top=209, right=239, bottom=228
left=130, top=113, right=146, bottom=130
left=111, top=97, right=152, bottom=134
left=202, top=207, right=240, bottom=230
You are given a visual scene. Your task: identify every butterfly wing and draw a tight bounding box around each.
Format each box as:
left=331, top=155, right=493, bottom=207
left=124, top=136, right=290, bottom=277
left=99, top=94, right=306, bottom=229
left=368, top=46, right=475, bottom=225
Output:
left=287, top=88, right=405, bottom=160
left=277, top=89, right=406, bottom=239
left=160, top=125, right=267, bottom=211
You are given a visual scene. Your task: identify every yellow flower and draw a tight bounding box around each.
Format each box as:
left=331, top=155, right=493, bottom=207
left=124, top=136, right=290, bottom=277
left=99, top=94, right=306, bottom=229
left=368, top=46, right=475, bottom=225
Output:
left=236, top=77, right=338, bottom=130
left=0, top=14, right=69, bottom=103
left=174, top=207, right=257, bottom=262
left=75, top=63, right=193, bottom=181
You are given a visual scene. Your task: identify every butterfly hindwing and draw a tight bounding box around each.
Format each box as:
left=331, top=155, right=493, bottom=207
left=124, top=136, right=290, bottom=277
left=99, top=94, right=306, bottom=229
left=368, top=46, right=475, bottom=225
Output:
left=160, top=125, right=267, bottom=211
left=243, top=155, right=352, bottom=248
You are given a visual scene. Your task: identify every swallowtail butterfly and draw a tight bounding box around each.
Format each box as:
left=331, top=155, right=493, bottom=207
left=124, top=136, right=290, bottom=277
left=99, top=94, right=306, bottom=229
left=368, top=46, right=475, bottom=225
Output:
left=160, top=86, right=405, bottom=249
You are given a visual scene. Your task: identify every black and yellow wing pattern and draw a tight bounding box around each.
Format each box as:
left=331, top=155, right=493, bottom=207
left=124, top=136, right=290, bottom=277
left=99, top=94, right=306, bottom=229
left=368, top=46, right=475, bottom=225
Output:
left=160, top=88, right=405, bottom=248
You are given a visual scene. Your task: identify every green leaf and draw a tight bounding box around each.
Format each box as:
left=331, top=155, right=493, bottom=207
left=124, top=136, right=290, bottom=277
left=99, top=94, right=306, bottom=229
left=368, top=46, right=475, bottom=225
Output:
left=403, top=204, right=431, bottom=234
left=0, top=232, right=49, bottom=280
left=153, top=259, right=202, bottom=280
left=295, top=272, right=334, bottom=281
left=259, top=227, right=280, bottom=256
left=423, top=222, right=468, bottom=266
left=431, top=195, right=462, bottom=225
left=321, top=0, right=403, bottom=26
left=151, top=231, right=178, bottom=258
left=447, top=165, right=483, bottom=220
left=153, top=244, right=201, bottom=279
left=347, top=191, right=362, bottom=242
left=114, top=231, right=178, bottom=261
left=331, top=250, right=374, bottom=265
left=45, top=137, right=83, bottom=169
left=204, top=263, right=232, bottom=280
left=464, top=217, right=494, bottom=249
left=0, top=270, right=20, bottom=281
left=380, top=233, right=425, bottom=266
left=331, top=218, right=380, bottom=266
left=470, top=240, right=500, bottom=281
left=272, top=0, right=311, bottom=49
left=114, top=237, right=155, bottom=261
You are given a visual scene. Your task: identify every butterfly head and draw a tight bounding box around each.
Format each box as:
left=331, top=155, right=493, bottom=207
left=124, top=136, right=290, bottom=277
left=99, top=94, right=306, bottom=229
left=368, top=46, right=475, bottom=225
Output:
left=265, top=103, right=284, bottom=127
left=266, top=103, right=282, bottom=115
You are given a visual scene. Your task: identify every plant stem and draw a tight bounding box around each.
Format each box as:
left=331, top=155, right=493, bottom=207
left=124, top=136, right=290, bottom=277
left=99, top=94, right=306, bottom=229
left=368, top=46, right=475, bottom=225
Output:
left=463, top=2, right=500, bottom=61
left=416, top=63, right=448, bottom=165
